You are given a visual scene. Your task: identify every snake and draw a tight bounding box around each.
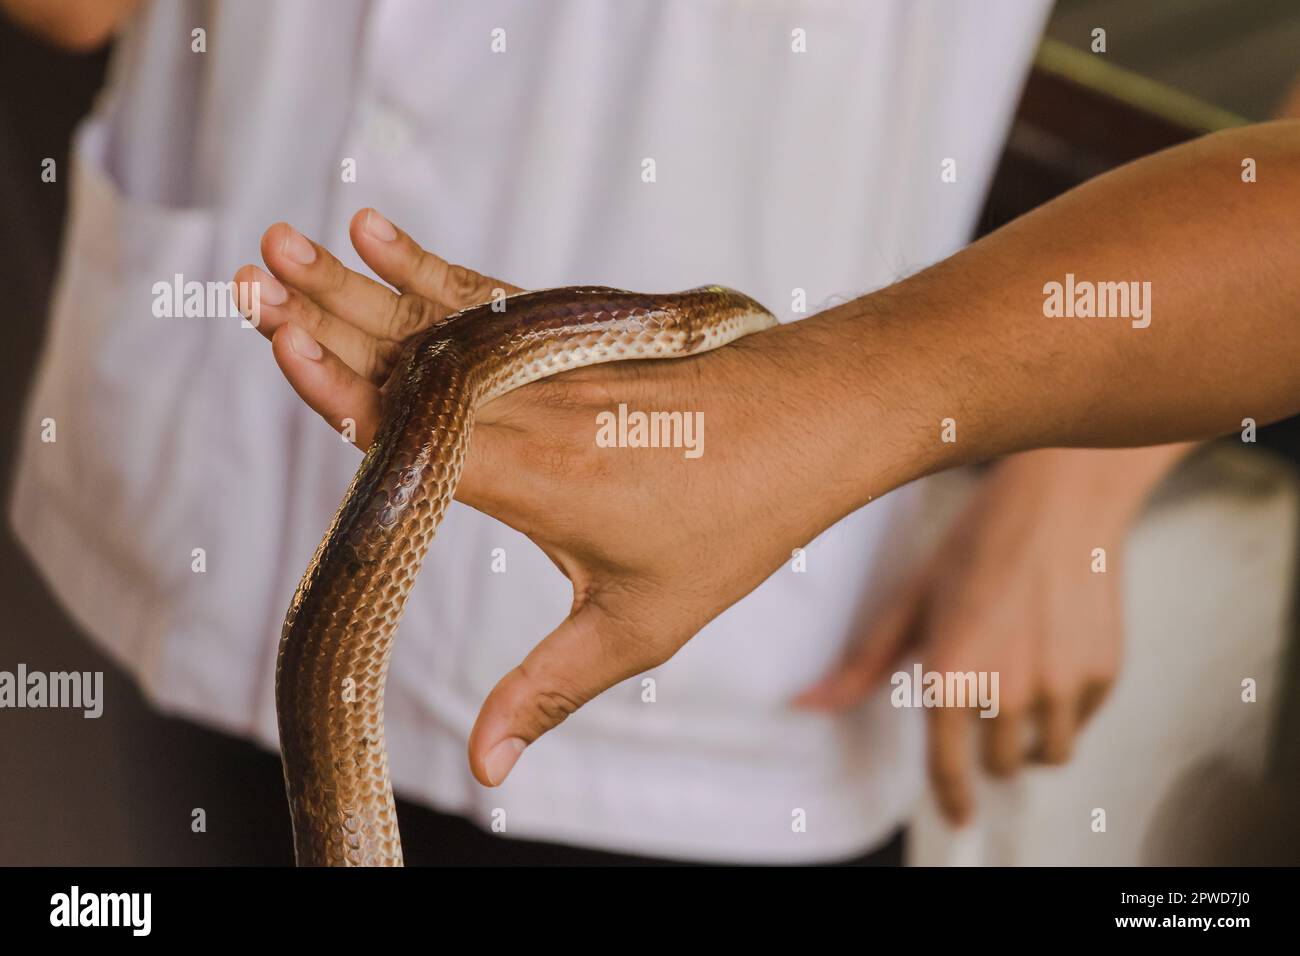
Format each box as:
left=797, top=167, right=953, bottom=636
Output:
left=275, top=285, right=776, bottom=866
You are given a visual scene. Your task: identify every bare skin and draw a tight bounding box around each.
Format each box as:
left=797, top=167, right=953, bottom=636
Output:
left=237, top=210, right=831, bottom=787
left=18, top=0, right=1300, bottom=814
left=796, top=444, right=1191, bottom=823
left=0, top=0, right=140, bottom=51
left=827, top=79, right=1299, bottom=826
left=235, top=121, right=1300, bottom=790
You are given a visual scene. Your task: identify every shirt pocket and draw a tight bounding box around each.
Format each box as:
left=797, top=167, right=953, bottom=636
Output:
left=31, top=113, right=231, bottom=599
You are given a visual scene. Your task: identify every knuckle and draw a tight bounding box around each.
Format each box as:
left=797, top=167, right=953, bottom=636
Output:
left=364, top=337, right=395, bottom=382
left=515, top=656, right=590, bottom=731
left=1038, top=742, right=1073, bottom=765
left=984, top=750, right=1020, bottom=777
left=1040, top=673, right=1075, bottom=700
left=325, top=256, right=349, bottom=294
left=441, top=261, right=489, bottom=305
left=290, top=299, right=323, bottom=333
left=389, top=294, right=437, bottom=340
left=411, top=250, right=446, bottom=289
left=530, top=687, right=583, bottom=729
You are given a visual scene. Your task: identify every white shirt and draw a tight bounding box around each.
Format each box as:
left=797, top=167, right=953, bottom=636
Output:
left=11, top=0, right=1049, bottom=861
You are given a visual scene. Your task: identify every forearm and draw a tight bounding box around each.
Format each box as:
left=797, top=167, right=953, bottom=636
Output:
left=799, top=120, right=1300, bottom=513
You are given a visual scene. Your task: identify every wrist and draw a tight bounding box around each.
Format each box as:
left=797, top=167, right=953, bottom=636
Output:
left=1015, top=445, right=1194, bottom=534
left=798, top=286, right=986, bottom=515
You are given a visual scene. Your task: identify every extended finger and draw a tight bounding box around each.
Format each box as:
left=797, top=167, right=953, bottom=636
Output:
left=467, top=603, right=665, bottom=787
left=349, top=207, right=522, bottom=314
left=235, top=264, right=397, bottom=382
left=982, top=706, right=1029, bottom=777
left=1033, top=693, right=1081, bottom=765
left=259, top=221, right=419, bottom=346
left=929, top=707, right=975, bottom=826
left=793, top=573, right=928, bottom=710
left=270, top=323, right=383, bottom=450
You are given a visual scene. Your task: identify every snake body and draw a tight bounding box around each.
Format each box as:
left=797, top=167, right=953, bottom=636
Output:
left=275, top=285, right=775, bottom=866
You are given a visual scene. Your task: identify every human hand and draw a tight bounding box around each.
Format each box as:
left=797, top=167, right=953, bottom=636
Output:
left=235, top=209, right=885, bottom=787
left=796, top=446, right=1187, bottom=824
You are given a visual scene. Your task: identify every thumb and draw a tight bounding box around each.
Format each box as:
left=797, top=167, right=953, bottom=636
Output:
left=793, top=570, right=929, bottom=711
left=467, top=604, right=659, bottom=787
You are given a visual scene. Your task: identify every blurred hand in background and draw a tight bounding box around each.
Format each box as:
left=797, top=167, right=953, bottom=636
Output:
left=238, top=210, right=855, bottom=786
left=797, top=445, right=1191, bottom=824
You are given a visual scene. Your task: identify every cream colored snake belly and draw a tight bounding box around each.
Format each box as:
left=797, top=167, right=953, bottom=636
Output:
left=275, top=285, right=775, bottom=866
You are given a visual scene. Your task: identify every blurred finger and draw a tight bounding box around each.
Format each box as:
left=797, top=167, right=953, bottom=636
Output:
left=982, top=706, right=1029, bottom=777
left=929, top=707, right=975, bottom=826
left=1034, top=694, right=1081, bottom=765
left=1077, top=678, right=1113, bottom=725
left=794, top=572, right=929, bottom=710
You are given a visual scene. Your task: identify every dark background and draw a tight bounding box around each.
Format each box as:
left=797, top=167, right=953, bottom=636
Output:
left=2, top=1, right=1298, bottom=864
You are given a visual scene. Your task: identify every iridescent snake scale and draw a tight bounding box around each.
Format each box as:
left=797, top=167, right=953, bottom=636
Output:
left=275, top=285, right=776, bottom=866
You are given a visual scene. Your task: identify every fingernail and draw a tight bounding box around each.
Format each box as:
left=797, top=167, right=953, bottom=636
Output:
left=364, top=208, right=398, bottom=241
left=287, top=323, right=322, bottom=361
left=281, top=226, right=317, bottom=265
left=252, top=266, right=287, bottom=305
left=484, top=737, right=526, bottom=786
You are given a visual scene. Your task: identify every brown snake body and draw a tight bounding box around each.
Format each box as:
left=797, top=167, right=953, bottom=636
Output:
left=275, top=285, right=775, bottom=866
